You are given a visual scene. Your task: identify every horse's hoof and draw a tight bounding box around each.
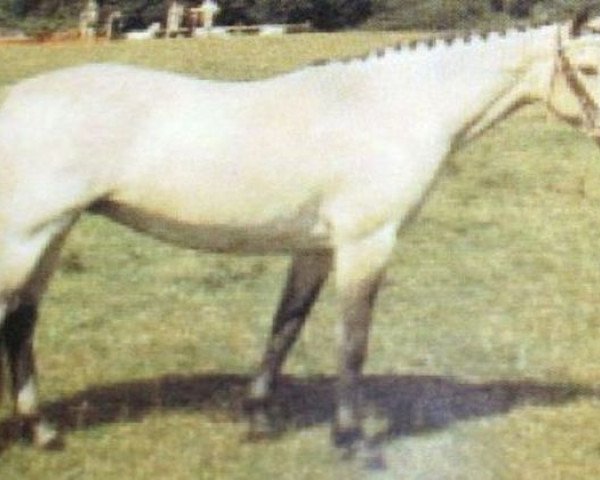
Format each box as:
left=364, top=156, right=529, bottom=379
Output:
left=19, top=418, right=64, bottom=450
left=243, top=399, right=279, bottom=442
left=33, top=422, right=64, bottom=451
left=246, top=410, right=279, bottom=442
left=334, top=431, right=387, bottom=470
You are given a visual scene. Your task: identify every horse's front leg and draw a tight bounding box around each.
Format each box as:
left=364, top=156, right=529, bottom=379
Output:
left=333, top=226, right=396, bottom=451
left=246, top=250, right=332, bottom=438
left=2, top=302, right=60, bottom=449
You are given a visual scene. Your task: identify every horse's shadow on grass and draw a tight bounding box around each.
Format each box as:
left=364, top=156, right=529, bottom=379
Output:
left=0, top=373, right=594, bottom=452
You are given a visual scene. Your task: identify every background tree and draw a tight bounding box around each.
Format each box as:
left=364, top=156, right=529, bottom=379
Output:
left=0, top=0, right=594, bottom=36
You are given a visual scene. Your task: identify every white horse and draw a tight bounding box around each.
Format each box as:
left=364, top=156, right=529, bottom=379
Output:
left=1, top=7, right=600, bottom=453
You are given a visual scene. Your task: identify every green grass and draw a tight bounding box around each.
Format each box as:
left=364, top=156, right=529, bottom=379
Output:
left=1, top=33, right=600, bottom=479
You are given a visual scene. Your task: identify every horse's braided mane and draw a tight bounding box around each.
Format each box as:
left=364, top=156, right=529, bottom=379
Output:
left=308, top=15, right=576, bottom=68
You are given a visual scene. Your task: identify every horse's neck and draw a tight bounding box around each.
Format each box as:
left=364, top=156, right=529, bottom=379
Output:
left=359, top=26, right=559, bottom=149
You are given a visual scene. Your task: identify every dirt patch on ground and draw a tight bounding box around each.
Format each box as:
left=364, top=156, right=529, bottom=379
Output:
left=0, top=29, right=86, bottom=45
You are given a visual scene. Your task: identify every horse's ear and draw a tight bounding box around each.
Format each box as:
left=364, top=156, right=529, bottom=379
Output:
left=571, top=5, right=592, bottom=37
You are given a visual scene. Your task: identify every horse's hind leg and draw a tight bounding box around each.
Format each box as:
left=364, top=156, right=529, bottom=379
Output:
left=246, top=250, right=332, bottom=437
left=1, top=303, right=60, bottom=448
left=0, top=221, right=74, bottom=448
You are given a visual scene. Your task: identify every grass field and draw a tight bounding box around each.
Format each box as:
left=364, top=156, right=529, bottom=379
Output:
left=1, top=33, right=600, bottom=479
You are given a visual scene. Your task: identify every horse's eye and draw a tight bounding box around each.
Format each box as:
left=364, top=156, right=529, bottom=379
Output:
left=579, top=65, right=599, bottom=76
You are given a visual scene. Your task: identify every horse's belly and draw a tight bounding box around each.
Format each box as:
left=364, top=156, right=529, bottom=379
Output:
left=91, top=200, right=332, bottom=253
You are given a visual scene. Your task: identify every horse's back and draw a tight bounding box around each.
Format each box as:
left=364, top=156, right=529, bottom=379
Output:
left=0, top=63, right=407, bottom=251
left=0, top=65, right=335, bottom=248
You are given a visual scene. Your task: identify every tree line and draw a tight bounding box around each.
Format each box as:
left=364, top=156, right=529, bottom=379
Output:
left=0, top=0, right=592, bottom=36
